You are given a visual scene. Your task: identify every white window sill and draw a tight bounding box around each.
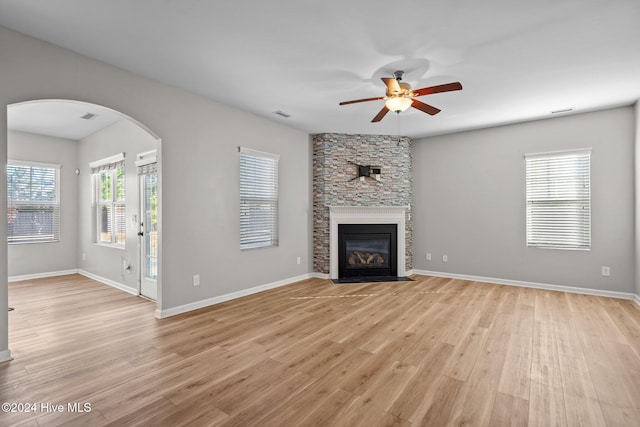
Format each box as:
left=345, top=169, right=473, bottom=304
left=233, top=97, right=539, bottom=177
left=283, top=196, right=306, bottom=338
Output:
left=94, top=242, right=126, bottom=250
left=9, top=240, right=60, bottom=245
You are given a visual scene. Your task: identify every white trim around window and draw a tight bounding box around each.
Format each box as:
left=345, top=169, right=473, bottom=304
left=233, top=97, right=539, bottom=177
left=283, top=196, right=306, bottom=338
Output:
left=92, top=155, right=126, bottom=248
left=525, top=148, right=591, bottom=250
left=7, top=160, right=61, bottom=244
left=89, top=152, right=125, bottom=169
left=239, top=146, right=280, bottom=250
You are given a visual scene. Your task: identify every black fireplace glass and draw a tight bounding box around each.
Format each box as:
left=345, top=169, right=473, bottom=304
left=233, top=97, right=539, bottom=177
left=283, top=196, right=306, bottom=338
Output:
left=345, top=237, right=390, bottom=270
left=338, top=224, right=397, bottom=278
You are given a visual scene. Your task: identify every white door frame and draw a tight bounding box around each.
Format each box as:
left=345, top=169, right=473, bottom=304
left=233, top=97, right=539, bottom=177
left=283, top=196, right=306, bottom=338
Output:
left=135, top=150, right=158, bottom=300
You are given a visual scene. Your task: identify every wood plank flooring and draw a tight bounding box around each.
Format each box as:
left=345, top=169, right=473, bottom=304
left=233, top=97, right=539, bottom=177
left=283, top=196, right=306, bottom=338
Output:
left=1, top=274, right=639, bottom=426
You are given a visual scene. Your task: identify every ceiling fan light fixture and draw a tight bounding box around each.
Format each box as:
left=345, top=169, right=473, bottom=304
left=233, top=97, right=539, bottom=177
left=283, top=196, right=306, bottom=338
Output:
left=385, top=96, right=412, bottom=112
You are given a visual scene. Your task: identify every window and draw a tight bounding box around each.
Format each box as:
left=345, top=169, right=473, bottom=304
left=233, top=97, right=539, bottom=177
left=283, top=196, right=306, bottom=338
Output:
left=525, top=149, right=591, bottom=250
left=7, top=161, right=60, bottom=244
left=91, top=154, right=126, bottom=247
left=239, top=147, right=279, bottom=250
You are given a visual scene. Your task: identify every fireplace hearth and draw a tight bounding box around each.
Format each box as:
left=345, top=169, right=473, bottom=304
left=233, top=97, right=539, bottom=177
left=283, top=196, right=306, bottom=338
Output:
left=338, top=224, right=397, bottom=278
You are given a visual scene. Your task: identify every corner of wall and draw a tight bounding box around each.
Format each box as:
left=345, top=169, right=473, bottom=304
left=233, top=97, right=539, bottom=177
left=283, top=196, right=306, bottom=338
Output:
left=635, top=101, right=640, bottom=297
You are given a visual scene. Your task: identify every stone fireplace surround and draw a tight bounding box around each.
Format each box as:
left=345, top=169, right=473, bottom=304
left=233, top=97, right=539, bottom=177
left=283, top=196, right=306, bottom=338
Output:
left=313, top=133, right=413, bottom=277
left=330, top=206, right=407, bottom=279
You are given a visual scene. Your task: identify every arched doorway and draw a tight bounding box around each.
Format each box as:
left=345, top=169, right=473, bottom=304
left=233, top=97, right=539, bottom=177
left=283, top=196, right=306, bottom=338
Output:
left=7, top=99, right=162, bottom=311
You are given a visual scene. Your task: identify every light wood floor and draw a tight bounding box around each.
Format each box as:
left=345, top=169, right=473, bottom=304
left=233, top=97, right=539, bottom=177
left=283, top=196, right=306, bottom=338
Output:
left=1, top=274, right=639, bottom=426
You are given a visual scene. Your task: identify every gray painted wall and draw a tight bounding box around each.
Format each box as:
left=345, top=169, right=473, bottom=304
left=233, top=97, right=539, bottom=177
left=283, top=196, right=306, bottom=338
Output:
left=0, top=25, right=311, bottom=357
left=77, top=119, right=157, bottom=291
left=413, top=107, right=635, bottom=293
left=7, top=130, right=79, bottom=277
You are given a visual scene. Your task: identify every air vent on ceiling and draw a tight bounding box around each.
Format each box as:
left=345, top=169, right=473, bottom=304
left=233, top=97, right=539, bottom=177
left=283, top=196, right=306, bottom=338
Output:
left=81, top=112, right=98, bottom=120
left=273, top=110, right=291, bottom=118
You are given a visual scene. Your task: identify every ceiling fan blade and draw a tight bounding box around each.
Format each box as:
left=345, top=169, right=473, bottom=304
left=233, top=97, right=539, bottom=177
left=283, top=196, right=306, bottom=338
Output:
left=371, top=106, right=390, bottom=122
left=411, top=99, right=441, bottom=115
left=381, top=77, right=401, bottom=95
left=339, top=96, right=385, bottom=106
left=413, top=82, right=463, bottom=97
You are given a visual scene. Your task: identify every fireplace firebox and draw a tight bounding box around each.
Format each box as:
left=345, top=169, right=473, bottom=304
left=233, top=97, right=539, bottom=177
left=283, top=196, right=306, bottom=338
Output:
left=338, top=224, right=397, bottom=278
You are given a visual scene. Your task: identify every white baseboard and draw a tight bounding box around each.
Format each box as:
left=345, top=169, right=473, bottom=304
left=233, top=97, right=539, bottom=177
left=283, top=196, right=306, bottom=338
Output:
left=634, top=293, right=640, bottom=307
left=8, top=269, right=79, bottom=283
left=412, top=269, right=639, bottom=303
left=156, top=273, right=316, bottom=318
left=78, top=270, right=138, bottom=296
left=0, top=349, right=13, bottom=363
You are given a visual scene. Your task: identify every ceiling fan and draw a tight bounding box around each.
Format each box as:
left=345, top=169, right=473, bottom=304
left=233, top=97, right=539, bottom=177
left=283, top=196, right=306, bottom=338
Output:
left=339, top=70, right=462, bottom=122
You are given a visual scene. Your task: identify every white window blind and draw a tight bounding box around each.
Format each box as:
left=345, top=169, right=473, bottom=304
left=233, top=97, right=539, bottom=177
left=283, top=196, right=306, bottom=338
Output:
left=239, top=147, right=279, bottom=250
left=7, top=161, right=60, bottom=244
left=92, top=155, right=126, bottom=247
left=525, top=149, right=591, bottom=250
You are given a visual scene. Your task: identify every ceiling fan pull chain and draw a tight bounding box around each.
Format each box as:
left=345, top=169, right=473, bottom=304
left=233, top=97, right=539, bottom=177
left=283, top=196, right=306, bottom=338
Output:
left=397, top=111, right=401, bottom=145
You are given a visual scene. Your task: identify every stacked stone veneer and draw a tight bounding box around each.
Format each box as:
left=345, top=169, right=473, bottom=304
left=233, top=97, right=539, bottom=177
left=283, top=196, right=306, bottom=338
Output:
left=313, top=133, right=413, bottom=275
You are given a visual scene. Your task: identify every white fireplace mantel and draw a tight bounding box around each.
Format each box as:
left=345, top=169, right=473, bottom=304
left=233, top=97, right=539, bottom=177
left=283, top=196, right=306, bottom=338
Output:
left=329, top=206, right=408, bottom=279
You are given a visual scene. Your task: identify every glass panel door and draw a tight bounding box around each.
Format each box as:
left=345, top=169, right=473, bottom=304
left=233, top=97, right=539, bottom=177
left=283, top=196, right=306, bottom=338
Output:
left=140, top=173, right=158, bottom=299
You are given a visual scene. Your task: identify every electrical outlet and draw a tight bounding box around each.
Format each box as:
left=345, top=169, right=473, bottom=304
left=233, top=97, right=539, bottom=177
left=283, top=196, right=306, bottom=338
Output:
left=426, top=253, right=431, bottom=261
left=443, top=254, right=448, bottom=262
left=82, top=253, right=86, bottom=261
left=601, top=266, right=610, bottom=277
left=193, top=274, right=200, bottom=286
left=296, top=256, right=301, bottom=265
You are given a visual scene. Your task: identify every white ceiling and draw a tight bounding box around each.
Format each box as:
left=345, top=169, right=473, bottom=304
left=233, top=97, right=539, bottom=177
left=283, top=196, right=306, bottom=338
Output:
left=1, top=0, right=639, bottom=139
left=8, top=101, right=123, bottom=140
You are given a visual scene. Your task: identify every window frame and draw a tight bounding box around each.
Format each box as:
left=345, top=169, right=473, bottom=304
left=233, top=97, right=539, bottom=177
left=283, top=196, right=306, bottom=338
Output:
left=7, top=160, right=61, bottom=245
left=91, top=154, right=126, bottom=248
left=239, top=147, right=280, bottom=251
left=525, top=148, right=591, bottom=250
